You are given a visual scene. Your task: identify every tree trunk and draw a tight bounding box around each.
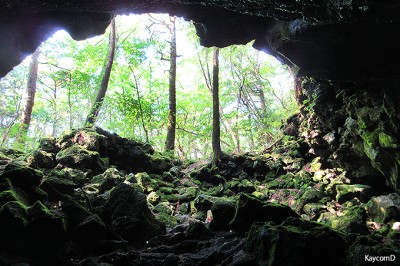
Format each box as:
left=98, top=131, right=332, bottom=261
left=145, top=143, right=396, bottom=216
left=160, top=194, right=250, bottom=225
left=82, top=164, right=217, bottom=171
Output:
left=17, top=47, right=40, bottom=145
left=165, top=16, right=177, bottom=151
left=212, top=47, right=221, bottom=162
left=85, top=18, right=116, bottom=127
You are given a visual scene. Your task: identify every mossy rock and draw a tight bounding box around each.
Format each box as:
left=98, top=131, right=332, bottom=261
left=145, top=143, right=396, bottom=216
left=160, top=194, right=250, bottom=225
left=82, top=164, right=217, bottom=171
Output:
left=27, top=150, right=55, bottom=169
left=1, top=161, right=43, bottom=189
left=38, top=137, right=58, bottom=153
left=347, top=235, right=400, bottom=265
left=0, top=201, right=29, bottom=253
left=336, top=184, right=373, bottom=204
left=156, top=212, right=178, bottom=227
left=73, top=214, right=107, bottom=243
left=366, top=193, right=400, bottom=223
left=27, top=201, right=66, bottom=255
left=154, top=201, right=174, bottom=215
left=0, top=185, right=29, bottom=206
left=41, top=170, right=77, bottom=200
left=178, top=186, right=199, bottom=202
left=57, top=129, right=108, bottom=153
left=303, top=203, right=327, bottom=220
left=194, top=194, right=237, bottom=230
left=245, top=219, right=346, bottom=266
left=319, top=206, right=368, bottom=234
left=230, top=193, right=298, bottom=232
left=56, top=144, right=103, bottom=172
left=146, top=153, right=174, bottom=175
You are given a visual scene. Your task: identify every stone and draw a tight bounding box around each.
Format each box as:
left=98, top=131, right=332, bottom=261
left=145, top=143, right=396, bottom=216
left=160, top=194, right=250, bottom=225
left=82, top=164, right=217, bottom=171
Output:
left=103, top=183, right=165, bottom=246
left=194, top=194, right=236, bottom=231
left=26, top=201, right=66, bottom=256
left=27, top=150, right=55, bottom=169
left=41, top=170, right=77, bottom=200
left=319, top=206, right=369, bottom=234
left=303, top=203, right=326, bottom=220
left=336, top=184, right=373, bottom=204
left=56, top=144, right=103, bottom=172
left=0, top=201, right=29, bottom=253
left=38, top=137, right=58, bottom=153
left=366, top=193, right=400, bottom=223
left=230, top=193, right=298, bottom=232
left=0, top=161, right=42, bottom=190
left=245, top=219, right=346, bottom=266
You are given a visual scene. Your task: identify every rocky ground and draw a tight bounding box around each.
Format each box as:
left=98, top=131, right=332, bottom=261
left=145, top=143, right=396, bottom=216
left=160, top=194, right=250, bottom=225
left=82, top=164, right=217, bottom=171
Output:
left=1, top=126, right=400, bottom=265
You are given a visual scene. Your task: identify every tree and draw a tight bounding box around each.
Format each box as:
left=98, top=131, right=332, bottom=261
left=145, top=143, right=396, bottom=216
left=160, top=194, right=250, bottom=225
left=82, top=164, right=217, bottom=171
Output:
left=85, top=17, right=116, bottom=127
left=165, top=16, right=177, bottom=151
left=17, top=47, right=41, bottom=145
left=212, top=47, right=221, bottom=162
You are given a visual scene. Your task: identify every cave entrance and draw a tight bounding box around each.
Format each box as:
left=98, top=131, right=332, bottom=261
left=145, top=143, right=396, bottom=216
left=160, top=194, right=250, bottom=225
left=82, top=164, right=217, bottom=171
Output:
left=0, top=13, right=295, bottom=158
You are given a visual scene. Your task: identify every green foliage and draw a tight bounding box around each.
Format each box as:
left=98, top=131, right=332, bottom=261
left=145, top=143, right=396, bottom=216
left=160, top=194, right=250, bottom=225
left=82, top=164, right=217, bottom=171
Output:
left=0, top=14, right=297, bottom=158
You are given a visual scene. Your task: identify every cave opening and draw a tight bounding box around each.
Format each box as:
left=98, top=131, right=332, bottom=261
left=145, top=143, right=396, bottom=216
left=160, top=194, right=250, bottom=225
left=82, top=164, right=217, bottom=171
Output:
left=0, top=13, right=296, bottom=158
left=1, top=2, right=400, bottom=265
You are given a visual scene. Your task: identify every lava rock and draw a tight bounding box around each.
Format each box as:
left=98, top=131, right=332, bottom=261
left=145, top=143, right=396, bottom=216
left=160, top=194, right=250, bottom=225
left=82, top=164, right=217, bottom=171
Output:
left=245, top=219, right=346, bottom=266
left=230, top=193, right=298, bottom=232
left=103, top=183, right=166, bottom=246
left=0, top=161, right=42, bottom=190
left=336, top=184, right=373, bottom=204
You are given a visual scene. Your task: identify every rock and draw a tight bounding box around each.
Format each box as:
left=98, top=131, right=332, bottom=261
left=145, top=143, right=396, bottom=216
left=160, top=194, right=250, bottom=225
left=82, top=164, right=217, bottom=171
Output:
left=27, top=150, right=55, bottom=169
left=41, top=170, right=77, bottom=200
left=61, top=196, right=91, bottom=231
left=336, top=184, right=373, bottom=204
left=194, top=194, right=236, bottom=231
left=177, top=186, right=198, bottom=202
left=38, top=137, right=58, bottom=153
left=0, top=185, right=29, bottom=206
left=91, top=167, right=125, bottom=193
left=366, top=193, right=400, bottom=223
left=230, top=193, right=298, bottom=232
left=318, top=206, right=369, bottom=234
left=56, top=144, right=103, bottom=172
left=103, top=183, right=165, bottom=246
left=0, top=201, right=29, bottom=253
left=73, top=214, right=107, bottom=243
left=347, top=235, right=400, bottom=265
left=146, top=153, right=174, bottom=175
left=0, top=161, right=42, bottom=190
left=303, top=203, right=326, bottom=220
left=26, top=201, right=66, bottom=256
left=245, top=219, right=346, bottom=266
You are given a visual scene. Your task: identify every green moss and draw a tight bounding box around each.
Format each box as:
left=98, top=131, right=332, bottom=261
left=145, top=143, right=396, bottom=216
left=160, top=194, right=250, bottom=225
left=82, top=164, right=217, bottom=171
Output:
left=378, top=132, right=397, bottom=148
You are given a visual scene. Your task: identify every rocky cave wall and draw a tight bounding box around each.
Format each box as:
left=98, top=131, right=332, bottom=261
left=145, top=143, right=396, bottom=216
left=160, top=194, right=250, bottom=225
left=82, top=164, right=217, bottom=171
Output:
left=1, top=0, right=400, bottom=192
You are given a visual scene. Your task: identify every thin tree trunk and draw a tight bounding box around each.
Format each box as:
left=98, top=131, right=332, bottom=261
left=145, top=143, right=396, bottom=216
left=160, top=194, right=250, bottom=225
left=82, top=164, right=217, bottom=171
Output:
left=165, top=16, right=177, bottom=151
left=212, top=47, right=221, bottom=162
left=85, top=18, right=116, bottom=127
left=130, top=69, right=149, bottom=143
left=17, top=47, right=40, bottom=145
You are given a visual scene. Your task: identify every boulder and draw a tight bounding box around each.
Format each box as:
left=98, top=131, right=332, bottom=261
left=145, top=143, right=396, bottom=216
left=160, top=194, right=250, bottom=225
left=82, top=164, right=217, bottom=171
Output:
left=318, top=206, right=369, bottom=234
left=230, top=193, right=298, bottom=232
left=366, top=193, right=400, bottom=223
left=0, top=161, right=42, bottom=190
left=27, top=150, right=55, bottom=169
left=41, top=170, right=77, bottom=200
left=245, top=219, right=346, bottom=266
left=194, top=194, right=236, bottom=230
left=0, top=201, right=29, bottom=253
left=336, top=184, right=373, bottom=204
left=103, top=183, right=165, bottom=246
left=56, top=144, right=103, bottom=172
left=27, top=201, right=66, bottom=256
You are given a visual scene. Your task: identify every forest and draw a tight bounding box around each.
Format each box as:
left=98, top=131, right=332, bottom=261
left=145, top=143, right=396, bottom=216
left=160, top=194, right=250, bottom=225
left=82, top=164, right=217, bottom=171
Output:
left=2, top=5, right=399, bottom=265
left=0, top=14, right=296, bottom=159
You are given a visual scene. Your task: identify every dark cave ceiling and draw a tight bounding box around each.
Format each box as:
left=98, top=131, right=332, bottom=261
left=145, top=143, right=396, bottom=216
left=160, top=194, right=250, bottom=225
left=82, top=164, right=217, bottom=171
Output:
left=1, top=1, right=400, bottom=80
